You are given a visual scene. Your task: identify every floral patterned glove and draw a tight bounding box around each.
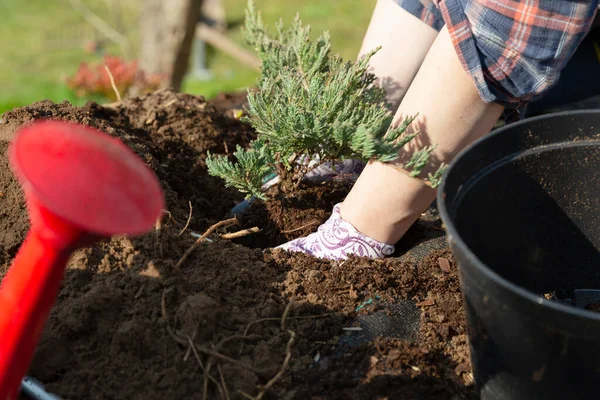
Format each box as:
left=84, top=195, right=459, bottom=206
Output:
left=262, top=158, right=366, bottom=190
left=302, top=158, right=366, bottom=182
left=276, top=203, right=395, bottom=260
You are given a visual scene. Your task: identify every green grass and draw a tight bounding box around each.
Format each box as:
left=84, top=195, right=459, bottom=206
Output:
left=0, top=0, right=376, bottom=114
left=183, top=0, right=376, bottom=97
left=0, top=0, right=139, bottom=113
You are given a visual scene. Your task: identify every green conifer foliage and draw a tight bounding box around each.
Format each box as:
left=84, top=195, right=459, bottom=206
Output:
left=206, top=0, right=445, bottom=200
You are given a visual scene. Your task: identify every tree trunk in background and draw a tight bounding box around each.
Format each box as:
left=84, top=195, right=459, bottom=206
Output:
left=138, top=0, right=203, bottom=92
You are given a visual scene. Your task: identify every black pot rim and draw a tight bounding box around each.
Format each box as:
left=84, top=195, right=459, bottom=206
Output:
left=437, top=109, right=600, bottom=320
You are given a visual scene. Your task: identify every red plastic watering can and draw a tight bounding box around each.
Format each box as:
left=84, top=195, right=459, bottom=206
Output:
left=0, top=120, right=164, bottom=398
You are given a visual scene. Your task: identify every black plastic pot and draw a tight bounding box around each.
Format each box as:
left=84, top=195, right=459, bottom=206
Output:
left=437, top=110, right=600, bottom=399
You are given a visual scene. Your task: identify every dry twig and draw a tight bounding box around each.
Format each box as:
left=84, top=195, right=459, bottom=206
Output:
left=237, top=309, right=336, bottom=359
left=220, top=227, right=260, bottom=240
left=155, top=214, right=164, bottom=257
left=255, top=330, right=296, bottom=400
left=280, top=301, right=294, bottom=330
left=154, top=209, right=179, bottom=257
left=161, top=209, right=178, bottom=226
left=163, top=289, right=257, bottom=399
left=203, top=335, right=261, bottom=400
left=178, top=201, right=193, bottom=236
left=218, top=363, right=231, bottom=400
left=186, top=336, right=226, bottom=400
left=104, top=65, right=122, bottom=102
left=175, top=217, right=238, bottom=269
left=163, top=99, right=177, bottom=108
left=161, top=290, right=187, bottom=346
left=165, top=295, right=332, bottom=399
left=242, top=313, right=335, bottom=336
left=183, top=324, right=200, bottom=362
left=195, top=346, right=264, bottom=375
left=244, top=300, right=297, bottom=400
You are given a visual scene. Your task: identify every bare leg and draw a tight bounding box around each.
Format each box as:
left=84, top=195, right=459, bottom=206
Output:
left=340, top=25, right=504, bottom=244
left=358, top=0, right=439, bottom=110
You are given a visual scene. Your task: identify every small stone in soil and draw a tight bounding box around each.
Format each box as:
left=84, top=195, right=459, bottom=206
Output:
left=438, top=257, right=451, bottom=272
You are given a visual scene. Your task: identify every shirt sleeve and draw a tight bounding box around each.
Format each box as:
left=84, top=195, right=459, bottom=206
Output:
left=394, top=0, right=446, bottom=30
left=394, top=0, right=599, bottom=109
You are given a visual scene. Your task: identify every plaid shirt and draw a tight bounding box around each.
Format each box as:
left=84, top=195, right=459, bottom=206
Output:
left=395, top=0, right=598, bottom=110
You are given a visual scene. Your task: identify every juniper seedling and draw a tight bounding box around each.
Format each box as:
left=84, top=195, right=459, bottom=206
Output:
left=206, top=0, right=445, bottom=200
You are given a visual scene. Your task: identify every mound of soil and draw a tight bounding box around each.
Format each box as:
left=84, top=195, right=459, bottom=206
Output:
left=0, top=90, right=474, bottom=399
left=209, top=91, right=249, bottom=114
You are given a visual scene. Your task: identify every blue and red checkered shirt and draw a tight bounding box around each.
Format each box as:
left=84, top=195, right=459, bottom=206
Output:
left=395, top=0, right=598, bottom=110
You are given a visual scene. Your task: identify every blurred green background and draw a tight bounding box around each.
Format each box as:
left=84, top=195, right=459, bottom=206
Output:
left=0, top=0, right=376, bottom=114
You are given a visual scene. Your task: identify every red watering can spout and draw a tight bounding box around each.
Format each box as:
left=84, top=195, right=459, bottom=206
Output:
left=0, top=120, right=164, bottom=398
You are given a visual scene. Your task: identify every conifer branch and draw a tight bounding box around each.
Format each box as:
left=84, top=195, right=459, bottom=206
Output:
left=206, top=0, right=444, bottom=199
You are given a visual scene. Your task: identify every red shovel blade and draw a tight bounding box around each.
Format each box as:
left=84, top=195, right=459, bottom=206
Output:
left=9, top=120, right=164, bottom=235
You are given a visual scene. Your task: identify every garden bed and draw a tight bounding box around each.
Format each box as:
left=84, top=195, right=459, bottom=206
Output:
left=0, top=90, right=475, bottom=399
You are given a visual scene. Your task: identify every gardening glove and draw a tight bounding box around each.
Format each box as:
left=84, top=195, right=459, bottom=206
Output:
left=276, top=203, right=395, bottom=260
left=301, top=156, right=366, bottom=183
left=262, top=157, right=366, bottom=190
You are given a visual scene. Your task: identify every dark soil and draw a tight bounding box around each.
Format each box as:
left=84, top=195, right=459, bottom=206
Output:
left=585, top=303, right=600, bottom=312
left=233, top=181, right=352, bottom=249
left=0, top=90, right=475, bottom=399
